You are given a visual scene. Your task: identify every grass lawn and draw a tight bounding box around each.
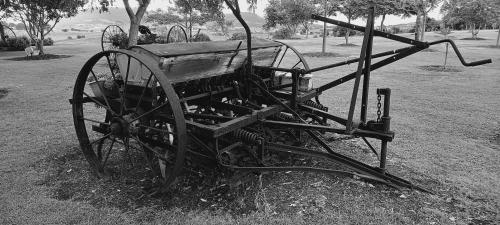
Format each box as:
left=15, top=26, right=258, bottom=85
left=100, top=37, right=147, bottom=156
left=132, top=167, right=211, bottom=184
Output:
left=0, top=30, right=499, bottom=225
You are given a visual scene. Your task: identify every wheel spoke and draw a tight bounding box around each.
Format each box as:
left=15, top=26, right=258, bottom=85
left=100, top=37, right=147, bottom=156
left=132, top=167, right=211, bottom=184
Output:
left=138, top=124, right=175, bottom=134
left=276, top=46, right=289, bottom=67
left=292, top=60, right=301, bottom=69
left=124, top=137, right=134, bottom=167
left=82, top=117, right=110, bottom=125
left=135, top=73, right=154, bottom=111
left=90, top=69, right=115, bottom=113
left=130, top=136, right=169, bottom=162
left=120, top=55, right=132, bottom=115
left=102, top=138, right=116, bottom=167
left=129, top=101, right=170, bottom=123
left=89, top=133, right=112, bottom=146
left=83, top=91, right=118, bottom=116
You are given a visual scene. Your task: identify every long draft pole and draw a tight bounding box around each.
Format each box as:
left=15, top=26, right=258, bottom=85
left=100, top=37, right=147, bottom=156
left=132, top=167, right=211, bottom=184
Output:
left=346, top=5, right=375, bottom=133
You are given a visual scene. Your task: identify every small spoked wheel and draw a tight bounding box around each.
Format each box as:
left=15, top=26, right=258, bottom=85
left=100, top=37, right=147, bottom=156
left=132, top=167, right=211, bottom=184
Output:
left=101, top=25, right=127, bottom=51
left=166, top=24, right=188, bottom=43
left=72, top=50, right=186, bottom=189
left=273, top=41, right=310, bottom=71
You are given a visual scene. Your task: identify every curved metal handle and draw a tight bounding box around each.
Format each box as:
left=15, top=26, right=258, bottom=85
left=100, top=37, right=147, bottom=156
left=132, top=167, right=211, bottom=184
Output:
left=428, top=39, right=492, bottom=67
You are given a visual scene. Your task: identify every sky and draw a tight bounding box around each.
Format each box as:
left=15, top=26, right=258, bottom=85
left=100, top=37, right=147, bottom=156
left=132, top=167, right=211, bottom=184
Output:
left=116, top=0, right=443, bottom=26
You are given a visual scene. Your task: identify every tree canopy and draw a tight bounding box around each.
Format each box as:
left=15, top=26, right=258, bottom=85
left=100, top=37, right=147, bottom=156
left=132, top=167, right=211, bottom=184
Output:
left=441, top=0, right=492, bottom=39
left=11, top=0, right=86, bottom=54
left=263, top=0, right=315, bottom=36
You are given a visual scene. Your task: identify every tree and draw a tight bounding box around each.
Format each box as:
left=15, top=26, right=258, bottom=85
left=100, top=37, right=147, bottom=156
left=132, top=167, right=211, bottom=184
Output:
left=123, top=0, right=151, bottom=46
left=372, top=0, right=405, bottom=31
left=441, top=0, right=491, bottom=39
left=402, top=0, right=442, bottom=41
left=144, top=9, right=182, bottom=25
left=263, top=0, right=315, bottom=38
left=338, top=0, right=365, bottom=44
left=425, top=17, right=440, bottom=31
left=0, top=0, right=14, bottom=42
left=485, top=0, right=500, bottom=47
left=172, top=0, right=223, bottom=39
left=247, top=0, right=257, bottom=14
left=13, top=0, right=85, bottom=55
left=92, top=0, right=151, bottom=46
left=313, top=0, right=340, bottom=53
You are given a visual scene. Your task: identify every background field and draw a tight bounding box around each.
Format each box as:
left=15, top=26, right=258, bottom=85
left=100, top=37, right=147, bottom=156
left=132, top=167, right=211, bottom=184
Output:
left=0, top=30, right=499, bottom=224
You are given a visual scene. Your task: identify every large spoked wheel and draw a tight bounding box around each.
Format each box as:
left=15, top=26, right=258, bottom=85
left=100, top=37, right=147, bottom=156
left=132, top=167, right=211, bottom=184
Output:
left=101, top=25, right=127, bottom=51
left=166, top=25, right=188, bottom=43
left=72, top=50, right=186, bottom=189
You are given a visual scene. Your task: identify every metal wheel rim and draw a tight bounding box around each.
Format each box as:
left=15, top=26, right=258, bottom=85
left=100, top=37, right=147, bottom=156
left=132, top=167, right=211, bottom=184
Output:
left=166, top=24, right=188, bottom=43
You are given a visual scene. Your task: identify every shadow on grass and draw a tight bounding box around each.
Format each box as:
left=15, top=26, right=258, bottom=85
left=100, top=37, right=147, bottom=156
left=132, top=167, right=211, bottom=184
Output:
left=0, top=88, right=9, bottom=99
left=460, top=37, right=488, bottom=40
left=36, top=145, right=260, bottom=215
left=5, top=54, right=73, bottom=61
left=418, top=65, right=463, bottom=73
left=302, top=52, right=348, bottom=58
left=337, top=43, right=358, bottom=47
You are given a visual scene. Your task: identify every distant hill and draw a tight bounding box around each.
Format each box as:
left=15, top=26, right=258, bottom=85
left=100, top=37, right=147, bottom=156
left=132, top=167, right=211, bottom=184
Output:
left=224, top=12, right=265, bottom=29
left=56, top=7, right=130, bottom=31
left=55, top=9, right=266, bottom=32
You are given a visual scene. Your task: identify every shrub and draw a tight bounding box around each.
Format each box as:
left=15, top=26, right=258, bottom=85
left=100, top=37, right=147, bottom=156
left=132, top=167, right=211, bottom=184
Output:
left=76, top=35, right=86, bottom=39
left=109, top=33, right=128, bottom=49
left=272, top=28, right=293, bottom=39
left=333, top=26, right=356, bottom=37
left=137, top=33, right=156, bottom=45
left=391, top=27, right=401, bottom=34
left=192, top=33, right=211, bottom=42
left=43, top=38, right=54, bottom=46
left=228, top=32, right=247, bottom=40
left=61, top=28, right=69, bottom=32
left=5, top=36, right=30, bottom=50
left=156, top=35, right=168, bottom=44
left=67, top=36, right=73, bottom=40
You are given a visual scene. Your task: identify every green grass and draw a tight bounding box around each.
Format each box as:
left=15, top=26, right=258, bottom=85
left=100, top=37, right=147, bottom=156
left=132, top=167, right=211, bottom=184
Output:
left=0, top=30, right=499, bottom=225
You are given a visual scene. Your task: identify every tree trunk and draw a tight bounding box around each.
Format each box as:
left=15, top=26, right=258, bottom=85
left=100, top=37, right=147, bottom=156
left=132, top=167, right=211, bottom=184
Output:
left=345, top=17, right=351, bottom=45
left=123, top=0, right=150, bottom=46
left=496, top=26, right=499, bottom=47
left=129, top=18, right=139, bottom=46
left=380, top=14, right=385, bottom=31
left=39, top=33, right=44, bottom=55
left=415, top=12, right=422, bottom=41
left=0, top=24, right=6, bottom=42
left=471, top=24, right=478, bottom=40
left=420, top=12, right=427, bottom=41
left=321, top=0, right=327, bottom=53
left=322, top=21, right=326, bottom=52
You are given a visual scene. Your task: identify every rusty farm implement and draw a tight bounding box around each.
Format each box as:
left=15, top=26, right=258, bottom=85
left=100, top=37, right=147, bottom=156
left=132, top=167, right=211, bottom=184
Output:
left=70, top=1, right=492, bottom=193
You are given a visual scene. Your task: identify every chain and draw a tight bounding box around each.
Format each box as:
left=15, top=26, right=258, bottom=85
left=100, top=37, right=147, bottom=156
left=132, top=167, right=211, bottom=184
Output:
left=376, top=93, right=382, bottom=122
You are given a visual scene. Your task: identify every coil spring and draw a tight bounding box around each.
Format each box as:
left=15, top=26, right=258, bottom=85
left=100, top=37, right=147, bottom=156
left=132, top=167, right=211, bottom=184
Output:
left=232, top=129, right=261, bottom=145
left=303, top=100, right=328, bottom=112
left=272, top=112, right=295, bottom=121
